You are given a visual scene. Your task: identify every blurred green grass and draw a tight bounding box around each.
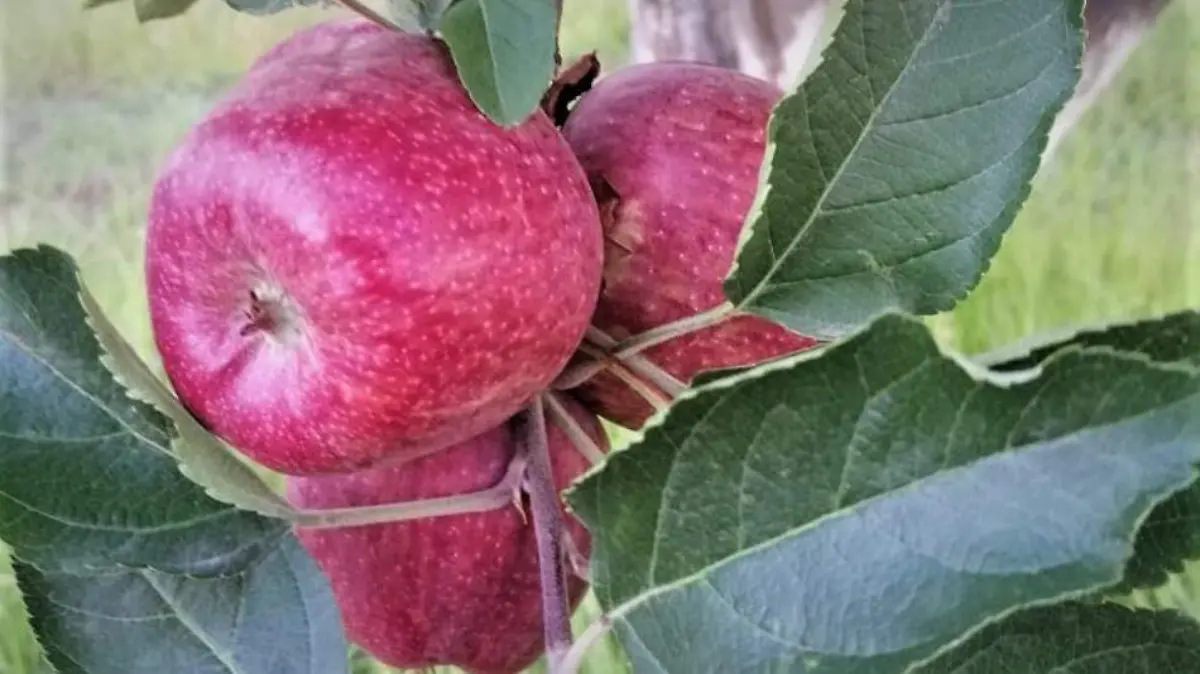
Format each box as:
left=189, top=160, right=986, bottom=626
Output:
left=0, top=1, right=1197, bottom=673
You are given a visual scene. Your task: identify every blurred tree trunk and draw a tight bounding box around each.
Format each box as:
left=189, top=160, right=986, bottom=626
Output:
left=1045, top=0, right=1172, bottom=156
left=626, top=0, right=827, bottom=89
left=626, top=0, right=1173, bottom=159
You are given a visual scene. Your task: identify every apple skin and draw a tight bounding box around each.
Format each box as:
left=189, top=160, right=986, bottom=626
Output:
left=145, top=20, right=604, bottom=475
left=561, top=62, right=820, bottom=429
left=287, top=396, right=608, bottom=674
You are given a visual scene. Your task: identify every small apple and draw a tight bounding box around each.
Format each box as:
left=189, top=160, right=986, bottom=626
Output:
left=145, top=20, right=604, bottom=475
left=287, top=395, right=608, bottom=674
left=561, top=61, right=820, bottom=429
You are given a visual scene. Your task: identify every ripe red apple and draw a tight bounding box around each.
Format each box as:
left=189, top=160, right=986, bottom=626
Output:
left=145, top=20, right=604, bottom=475
left=561, top=62, right=820, bottom=429
left=287, top=396, right=607, bottom=674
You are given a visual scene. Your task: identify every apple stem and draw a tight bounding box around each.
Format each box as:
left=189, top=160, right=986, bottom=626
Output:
left=585, top=328, right=688, bottom=398
left=291, top=453, right=527, bottom=530
left=543, top=392, right=607, bottom=465
left=517, top=398, right=575, bottom=674
left=577, top=344, right=673, bottom=411
left=333, top=0, right=400, bottom=30
left=619, top=358, right=687, bottom=400
left=612, top=301, right=736, bottom=359
left=559, top=613, right=615, bottom=674
left=552, top=360, right=605, bottom=390
left=553, top=327, right=688, bottom=410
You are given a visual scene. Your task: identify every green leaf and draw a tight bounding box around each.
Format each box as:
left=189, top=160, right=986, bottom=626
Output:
left=568, top=313, right=1200, bottom=674
left=80, top=270, right=296, bottom=520
left=83, top=0, right=204, bottom=21
left=16, top=535, right=349, bottom=674
left=135, top=0, right=203, bottom=20
left=980, top=309, right=1200, bottom=372
left=915, top=602, right=1200, bottom=672
left=724, top=0, right=1085, bottom=339
left=979, top=310, right=1200, bottom=595
left=224, top=0, right=323, bottom=15
left=1118, top=484, right=1200, bottom=593
left=439, top=0, right=558, bottom=127
left=0, top=246, right=287, bottom=575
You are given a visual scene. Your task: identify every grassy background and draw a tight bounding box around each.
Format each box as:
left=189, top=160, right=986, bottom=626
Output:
left=1, top=1, right=1197, bottom=672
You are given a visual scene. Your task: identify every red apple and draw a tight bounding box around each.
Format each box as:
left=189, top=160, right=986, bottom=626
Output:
left=561, top=62, right=821, bottom=429
left=287, top=396, right=607, bottom=674
left=145, top=20, right=604, bottom=475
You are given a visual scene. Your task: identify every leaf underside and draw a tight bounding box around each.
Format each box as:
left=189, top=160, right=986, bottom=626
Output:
left=981, top=309, right=1200, bottom=594
left=570, top=312, right=1200, bottom=673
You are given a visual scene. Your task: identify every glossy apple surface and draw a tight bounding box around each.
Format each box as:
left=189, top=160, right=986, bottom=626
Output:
left=288, top=396, right=607, bottom=674
left=145, top=20, right=603, bottom=474
left=562, top=61, right=820, bottom=428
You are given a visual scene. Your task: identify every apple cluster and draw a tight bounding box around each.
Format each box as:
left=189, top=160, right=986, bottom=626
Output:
left=144, top=18, right=817, bottom=674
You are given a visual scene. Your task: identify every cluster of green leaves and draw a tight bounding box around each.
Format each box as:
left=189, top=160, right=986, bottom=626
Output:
left=2, top=0, right=1194, bottom=671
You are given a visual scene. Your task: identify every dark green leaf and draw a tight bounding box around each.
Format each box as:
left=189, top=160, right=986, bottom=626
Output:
left=724, top=0, right=1085, bottom=339
left=1119, top=484, right=1200, bottom=593
left=978, top=309, right=1200, bottom=594
left=568, top=313, right=1200, bottom=674
left=16, top=535, right=349, bottom=674
left=915, top=602, right=1200, bottom=673
left=440, top=0, right=558, bottom=126
left=0, top=246, right=286, bottom=575
left=980, top=309, right=1200, bottom=372
left=225, top=0, right=323, bottom=15
left=135, top=0, right=203, bottom=20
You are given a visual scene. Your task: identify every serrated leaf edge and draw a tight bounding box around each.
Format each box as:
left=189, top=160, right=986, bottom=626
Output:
left=70, top=258, right=295, bottom=521
left=901, top=471, right=1200, bottom=674
left=722, top=0, right=1086, bottom=339
left=579, top=318, right=1200, bottom=648
left=976, top=308, right=1200, bottom=370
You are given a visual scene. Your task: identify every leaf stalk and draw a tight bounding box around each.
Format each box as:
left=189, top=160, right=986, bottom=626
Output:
left=291, top=452, right=526, bottom=529
left=559, top=614, right=614, bottom=674
left=612, top=301, right=735, bottom=358
left=543, top=392, right=608, bottom=465
left=585, top=328, right=688, bottom=398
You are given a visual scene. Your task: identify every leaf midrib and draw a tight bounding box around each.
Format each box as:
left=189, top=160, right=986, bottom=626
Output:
left=735, top=6, right=946, bottom=308
left=0, top=489, right=241, bottom=535
left=144, top=571, right=248, bottom=674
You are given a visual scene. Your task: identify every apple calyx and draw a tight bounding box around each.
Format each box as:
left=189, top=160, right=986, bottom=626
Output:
left=240, top=281, right=305, bottom=345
